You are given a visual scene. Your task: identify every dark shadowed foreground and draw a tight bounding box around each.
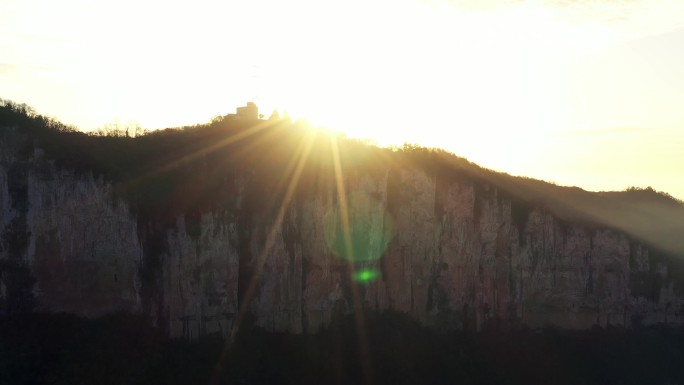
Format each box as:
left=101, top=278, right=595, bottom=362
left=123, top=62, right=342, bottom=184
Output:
left=1, top=311, right=684, bottom=385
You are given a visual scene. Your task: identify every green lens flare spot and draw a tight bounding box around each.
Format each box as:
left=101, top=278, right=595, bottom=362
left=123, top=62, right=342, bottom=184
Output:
left=352, top=268, right=380, bottom=283
left=324, top=192, right=394, bottom=263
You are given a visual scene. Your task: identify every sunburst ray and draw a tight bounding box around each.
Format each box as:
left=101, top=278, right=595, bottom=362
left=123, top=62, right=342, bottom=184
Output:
left=210, top=126, right=316, bottom=384
left=330, top=134, right=374, bottom=385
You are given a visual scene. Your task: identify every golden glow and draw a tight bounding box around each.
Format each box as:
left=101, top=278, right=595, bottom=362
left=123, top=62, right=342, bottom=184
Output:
left=2, top=0, right=684, bottom=199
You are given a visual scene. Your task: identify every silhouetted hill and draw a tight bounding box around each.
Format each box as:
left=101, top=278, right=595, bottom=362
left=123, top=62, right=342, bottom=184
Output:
left=1, top=98, right=682, bottom=259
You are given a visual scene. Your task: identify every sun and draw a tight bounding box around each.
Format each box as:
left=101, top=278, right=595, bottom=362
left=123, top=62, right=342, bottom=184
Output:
left=246, top=0, right=595, bottom=175
left=56, top=0, right=607, bottom=175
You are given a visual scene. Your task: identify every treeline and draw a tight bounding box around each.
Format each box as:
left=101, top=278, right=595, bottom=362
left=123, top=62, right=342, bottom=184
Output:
left=0, top=99, right=468, bottom=224
left=1, top=310, right=684, bottom=385
left=1, top=99, right=683, bottom=256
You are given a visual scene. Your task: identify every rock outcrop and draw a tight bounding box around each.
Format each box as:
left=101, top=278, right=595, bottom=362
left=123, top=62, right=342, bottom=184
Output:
left=1, top=126, right=683, bottom=339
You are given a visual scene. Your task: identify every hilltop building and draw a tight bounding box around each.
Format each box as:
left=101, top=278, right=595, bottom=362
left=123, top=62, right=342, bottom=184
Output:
left=235, top=102, right=258, bottom=121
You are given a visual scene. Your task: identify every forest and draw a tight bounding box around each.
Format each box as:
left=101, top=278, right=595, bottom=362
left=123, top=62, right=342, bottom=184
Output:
left=2, top=99, right=682, bottom=258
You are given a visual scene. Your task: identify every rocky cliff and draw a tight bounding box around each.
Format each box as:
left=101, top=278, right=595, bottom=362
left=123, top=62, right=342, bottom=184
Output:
left=1, top=115, right=683, bottom=340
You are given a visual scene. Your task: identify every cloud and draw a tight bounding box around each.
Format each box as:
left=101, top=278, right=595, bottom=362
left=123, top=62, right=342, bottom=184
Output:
left=445, top=0, right=684, bottom=42
left=0, top=62, right=56, bottom=74
left=562, top=127, right=653, bottom=136
left=1, top=31, right=69, bottom=43
left=547, top=0, right=684, bottom=28
left=0, top=63, right=15, bottom=74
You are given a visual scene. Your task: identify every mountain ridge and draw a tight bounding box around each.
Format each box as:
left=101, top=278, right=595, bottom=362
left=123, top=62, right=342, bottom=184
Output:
left=1, top=99, right=683, bottom=337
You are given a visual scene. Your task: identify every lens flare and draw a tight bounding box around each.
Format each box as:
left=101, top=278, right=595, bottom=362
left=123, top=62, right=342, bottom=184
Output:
left=352, top=268, right=380, bottom=283
left=324, top=191, right=394, bottom=263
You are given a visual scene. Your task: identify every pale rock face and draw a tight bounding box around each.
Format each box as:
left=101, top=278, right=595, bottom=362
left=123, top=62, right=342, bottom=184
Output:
left=163, top=213, right=239, bottom=339
left=1, top=135, right=683, bottom=337
left=23, top=163, right=141, bottom=316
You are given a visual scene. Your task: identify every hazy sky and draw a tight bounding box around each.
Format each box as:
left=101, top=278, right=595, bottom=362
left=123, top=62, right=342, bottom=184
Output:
left=1, top=0, right=683, bottom=199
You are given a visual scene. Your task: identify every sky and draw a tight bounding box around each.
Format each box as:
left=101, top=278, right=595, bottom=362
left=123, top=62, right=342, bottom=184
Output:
left=1, top=0, right=683, bottom=200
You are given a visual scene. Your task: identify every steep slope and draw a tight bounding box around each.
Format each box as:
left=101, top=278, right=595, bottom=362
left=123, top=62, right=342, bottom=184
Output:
left=1, top=101, right=683, bottom=339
